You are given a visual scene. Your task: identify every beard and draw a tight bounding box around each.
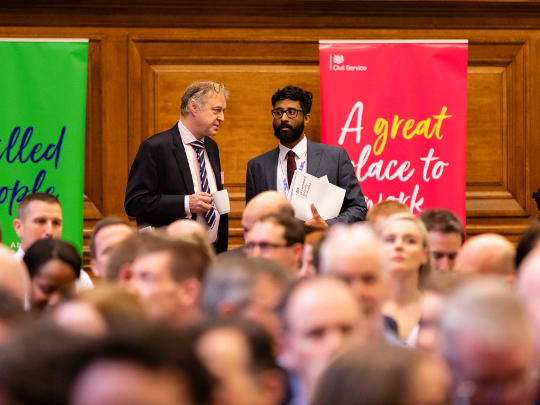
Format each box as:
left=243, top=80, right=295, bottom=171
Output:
left=273, top=121, right=305, bottom=144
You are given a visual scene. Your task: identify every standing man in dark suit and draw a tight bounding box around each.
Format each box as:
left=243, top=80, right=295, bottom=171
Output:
left=125, top=81, right=229, bottom=253
left=246, top=86, right=367, bottom=232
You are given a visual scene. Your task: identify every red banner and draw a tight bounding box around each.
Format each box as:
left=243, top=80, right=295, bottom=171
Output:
left=319, top=40, right=468, bottom=226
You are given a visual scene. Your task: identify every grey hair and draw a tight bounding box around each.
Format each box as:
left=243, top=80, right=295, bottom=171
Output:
left=319, top=223, right=388, bottom=275
left=440, top=278, right=531, bottom=369
left=201, top=257, right=291, bottom=317
left=378, top=213, right=432, bottom=285
left=180, top=81, right=229, bottom=117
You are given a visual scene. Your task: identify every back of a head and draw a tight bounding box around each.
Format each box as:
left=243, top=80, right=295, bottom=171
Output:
left=516, top=217, right=540, bottom=270
left=137, top=235, right=211, bottom=282
left=243, top=191, right=294, bottom=233
left=202, top=257, right=290, bottom=317
left=169, top=229, right=216, bottom=263
left=440, top=278, right=530, bottom=367
left=366, top=200, right=410, bottom=225
left=420, top=209, right=464, bottom=243
left=78, top=284, right=148, bottom=331
left=454, top=233, right=515, bottom=277
left=191, top=317, right=279, bottom=376
left=23, top=239, right=81, bottom=278
left=201, top=257, right=257, bottom=316
left=0, top=324, right=214, bottom=405
left=105, top=233, right=145, bottom=282
left=0, top=287, right=25, bottom=330
left=314, top=343, right=419, bottom=405
left=319, top=224, right=384, bottom=275
left=71, top=326, right=214, bottom=405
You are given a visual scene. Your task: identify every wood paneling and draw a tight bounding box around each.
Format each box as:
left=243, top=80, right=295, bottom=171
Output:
left=2, top=1, right=540, bottom=259
left=466, top=41, right=528, bottom=218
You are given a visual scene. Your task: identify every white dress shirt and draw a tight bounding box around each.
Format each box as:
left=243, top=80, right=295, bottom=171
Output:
left=178, top=120, right=220, bottom=243
left=276, top=135, right=308, bottom=198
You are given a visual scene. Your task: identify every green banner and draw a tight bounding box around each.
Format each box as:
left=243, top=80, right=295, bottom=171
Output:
left=0, top=40, right=88, bottom=253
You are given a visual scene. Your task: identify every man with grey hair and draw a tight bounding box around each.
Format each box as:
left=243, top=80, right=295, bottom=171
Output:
left=201, top=257, right=291, bottom=345
left=440, top=278, right=537, bottom=405
left=125, top=81, right=229, bottom=253
left=319, top=224, right=399, bottom=343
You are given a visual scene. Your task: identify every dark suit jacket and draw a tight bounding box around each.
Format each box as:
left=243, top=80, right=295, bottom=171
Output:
left=125, top=124, right=228, bottom=253
left=245, top=139, right=367, bottom=225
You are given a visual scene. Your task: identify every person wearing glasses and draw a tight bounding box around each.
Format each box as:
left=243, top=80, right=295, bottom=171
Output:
left=125, top=81, right=229, bottom=253
left=243, top=213, right=304, bottom=276
left=245, top=85, right=367, bottom=233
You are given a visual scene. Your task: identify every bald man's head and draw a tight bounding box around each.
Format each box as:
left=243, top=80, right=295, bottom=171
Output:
left=242, top=191, right=294, bottom=234
left=167, top=219, right=208, bottom=240
left=454, top=234, right=515, bottom=279
left=0, top=246, right=29, bottom=303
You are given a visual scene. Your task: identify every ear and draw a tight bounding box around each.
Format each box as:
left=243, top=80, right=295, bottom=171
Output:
left=278, top=333, right=296, bottom=370
left=505, top=274, right=516, bottom=286
left=292, top=243, right=304, bottom=269
left=189, top=99, right=200, bottom=116
left=216, top=300, right=239, bottom=318
left=257, top=369, right=286, bottom=405
left=179, top=278, right=200, bottom=308
left=13, top=218, right=23, bottom=238
left=421, top=248, right=430, bottom=265
left=90, top=259, right=100, bottom=278
left=304, top=112, right=311, bottom=126
left=117, top=262, right=133, bottom=284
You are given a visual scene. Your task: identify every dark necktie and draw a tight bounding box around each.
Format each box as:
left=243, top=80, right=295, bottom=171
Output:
left=190, top=140, right=216, bottom=229
left=287, top=150, right=297, bottom=188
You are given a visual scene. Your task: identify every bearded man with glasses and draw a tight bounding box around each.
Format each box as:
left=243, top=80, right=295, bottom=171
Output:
left=246, top=85, right=367, bottom=233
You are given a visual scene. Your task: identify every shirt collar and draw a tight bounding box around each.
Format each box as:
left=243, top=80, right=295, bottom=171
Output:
left=178, top=120, right=200, bottom=145
left=278, top=135, right=307, bottom=161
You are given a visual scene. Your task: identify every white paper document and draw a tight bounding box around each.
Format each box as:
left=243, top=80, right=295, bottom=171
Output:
left=288, top=171, right=346, bottom=222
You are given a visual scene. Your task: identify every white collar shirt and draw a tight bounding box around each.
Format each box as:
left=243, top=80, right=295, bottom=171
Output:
left=178, top=120, right=219, bottom=243
left=276, top=135, right=308, bottom=198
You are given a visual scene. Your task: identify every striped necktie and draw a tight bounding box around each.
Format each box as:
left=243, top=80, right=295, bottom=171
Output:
left=190, top=140, right=216, bottom=229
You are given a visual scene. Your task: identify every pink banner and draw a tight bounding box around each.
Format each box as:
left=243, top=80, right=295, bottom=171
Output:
left=319, top=40, right=468, bottom=226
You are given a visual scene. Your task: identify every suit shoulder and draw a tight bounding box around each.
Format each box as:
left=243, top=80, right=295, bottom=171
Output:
left=247, top=149, right=277, bottom=166
left=310, top=141, right=348, bottom=157
left=143, top=127, right=176, bottom=148
left=205, top=136, right=218, bottom=147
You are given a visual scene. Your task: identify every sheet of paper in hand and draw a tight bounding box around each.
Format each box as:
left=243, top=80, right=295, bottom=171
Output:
left=288, top=171, right=346, bottom=221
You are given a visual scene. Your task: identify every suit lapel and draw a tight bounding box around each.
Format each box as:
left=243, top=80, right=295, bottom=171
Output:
left=266, top=147, right=279, bottom=191
left=205, top=139, right=223, bottom=191
left=171, top=125, right=195, bottom=195
left=306, top=139, right=322, bottom=176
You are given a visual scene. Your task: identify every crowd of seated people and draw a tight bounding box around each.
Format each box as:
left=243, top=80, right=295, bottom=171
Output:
left=0, top=191, right=540, bottom=405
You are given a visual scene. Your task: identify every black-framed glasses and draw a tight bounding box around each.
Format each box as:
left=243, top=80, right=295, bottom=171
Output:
left=243, top=242, right=289, bottom=253
left=213, top=82, right=225, bottom=93
left=271, top=108, right=305, bottom=119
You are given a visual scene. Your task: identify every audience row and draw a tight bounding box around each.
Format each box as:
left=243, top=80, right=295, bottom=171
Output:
left=0, top=191, right=538, bottom=405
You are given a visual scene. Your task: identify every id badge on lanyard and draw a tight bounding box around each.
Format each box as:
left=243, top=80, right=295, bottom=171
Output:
left=280, top=158, right=305, bottom=197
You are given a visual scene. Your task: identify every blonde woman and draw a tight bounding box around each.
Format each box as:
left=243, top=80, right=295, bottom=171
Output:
left=379, top=213, right=431, bottom=347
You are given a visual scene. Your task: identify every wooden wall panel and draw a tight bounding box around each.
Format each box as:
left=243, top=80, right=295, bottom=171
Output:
left=1, top=1, right=540, bottom=256
left=466, top=42, right=529, bottom=219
